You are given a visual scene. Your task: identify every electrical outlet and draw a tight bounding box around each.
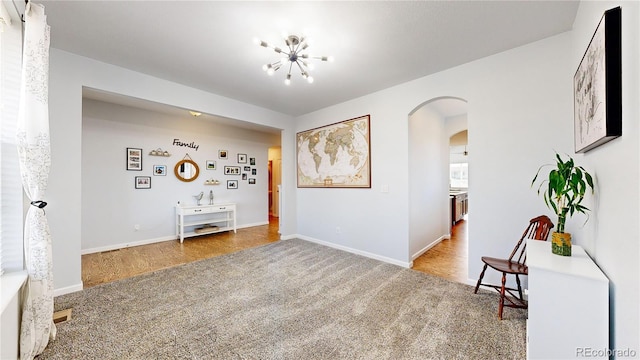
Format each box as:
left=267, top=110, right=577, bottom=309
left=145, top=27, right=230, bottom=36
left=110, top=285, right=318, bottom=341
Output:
left=134, top=224, right=140, bottom=231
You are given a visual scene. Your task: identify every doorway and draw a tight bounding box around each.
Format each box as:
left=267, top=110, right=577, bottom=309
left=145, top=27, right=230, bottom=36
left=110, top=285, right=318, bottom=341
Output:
left=408, top=97, right=469, bottom=284
left=268, top=147, right=281, bottom=218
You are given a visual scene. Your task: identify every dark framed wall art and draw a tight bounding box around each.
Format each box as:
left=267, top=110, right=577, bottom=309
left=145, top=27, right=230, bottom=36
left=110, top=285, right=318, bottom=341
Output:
left=574, top=6, right=622, bottom=153
left=126, top=147, right=142, bottom=171
left=135, top=176, right=151, bottom=189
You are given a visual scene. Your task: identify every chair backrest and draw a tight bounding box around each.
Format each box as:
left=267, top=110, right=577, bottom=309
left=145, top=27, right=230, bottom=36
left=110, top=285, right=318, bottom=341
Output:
left=508, top=215, right=554, bottom=265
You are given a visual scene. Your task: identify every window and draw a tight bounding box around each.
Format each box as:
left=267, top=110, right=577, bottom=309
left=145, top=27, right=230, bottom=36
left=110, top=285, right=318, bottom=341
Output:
left=0, top=2, right=24, bottom=275
left=450, top=163, right=468, bottom=189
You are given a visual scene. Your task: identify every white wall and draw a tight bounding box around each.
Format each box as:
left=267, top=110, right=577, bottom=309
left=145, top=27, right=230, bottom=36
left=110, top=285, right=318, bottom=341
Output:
left=408, top=105, right=449, bottom=259
left=81, top=99, right=278, bottom=252
left=48, top=49, right=295, bottom=294
left=571, top=1, right=639, bottom=352
left=295, top=32, right=574, bottom=273
left=294, top=2, right=639, bottom=350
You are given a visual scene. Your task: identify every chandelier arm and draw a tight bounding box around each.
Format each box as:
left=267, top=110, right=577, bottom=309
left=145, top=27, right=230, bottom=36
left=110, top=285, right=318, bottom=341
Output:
left=295, top=60, right=306, bottom=75
left=287, top=61, right=293, bottom=76
left=287, top=40, right=296, bottom=53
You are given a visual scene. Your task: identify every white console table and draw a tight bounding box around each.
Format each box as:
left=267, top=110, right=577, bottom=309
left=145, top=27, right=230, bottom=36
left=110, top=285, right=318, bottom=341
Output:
left=175, top=203, right=236, bottom=243
left=527, top=240, right=609, bottom=359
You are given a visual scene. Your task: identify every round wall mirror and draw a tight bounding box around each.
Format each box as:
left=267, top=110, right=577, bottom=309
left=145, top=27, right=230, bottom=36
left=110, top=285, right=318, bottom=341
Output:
left=174, top=159, right=200, bottom=182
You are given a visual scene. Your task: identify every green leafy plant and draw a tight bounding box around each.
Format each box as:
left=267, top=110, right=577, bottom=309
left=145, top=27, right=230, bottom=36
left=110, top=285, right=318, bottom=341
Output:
left=531, top=153, right=594, bottom=233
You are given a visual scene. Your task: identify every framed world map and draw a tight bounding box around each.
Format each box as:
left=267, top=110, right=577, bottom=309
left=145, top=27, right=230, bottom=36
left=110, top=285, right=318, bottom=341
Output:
left=296, top=115, right=371, bottom=188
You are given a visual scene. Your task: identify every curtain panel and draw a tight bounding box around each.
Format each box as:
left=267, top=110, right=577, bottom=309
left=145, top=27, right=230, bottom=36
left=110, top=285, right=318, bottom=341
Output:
left=17, top=3, right=55, bottom=359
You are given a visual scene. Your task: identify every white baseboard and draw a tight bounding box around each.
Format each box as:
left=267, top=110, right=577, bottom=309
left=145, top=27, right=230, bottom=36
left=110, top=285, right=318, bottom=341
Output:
left=54, top=282, right=83, bottom=297
left=81, top=221, right=271, bottom=255
left=295, top=235, right=412, bottom=268
left=237, top=221, right=269, bottom=229
left=411, top=234, right=449, bottom=261
left=81, top=235, right=177, bottom=255
left=279, top=234, right=298, bottom=240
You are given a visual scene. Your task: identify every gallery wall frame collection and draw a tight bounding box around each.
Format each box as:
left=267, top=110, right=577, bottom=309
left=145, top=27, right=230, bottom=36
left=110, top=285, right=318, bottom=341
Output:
left=127, top=146, right=258, bottom=189
left=573, top=6, right=622, bottom=153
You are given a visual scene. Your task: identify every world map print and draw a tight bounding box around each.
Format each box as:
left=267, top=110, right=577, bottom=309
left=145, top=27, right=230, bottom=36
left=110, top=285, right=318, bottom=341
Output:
left=297, top=115, right=370, bottom=188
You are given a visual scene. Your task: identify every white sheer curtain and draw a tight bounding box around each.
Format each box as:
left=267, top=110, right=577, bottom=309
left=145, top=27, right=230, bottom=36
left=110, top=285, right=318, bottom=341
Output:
left=17, top=3, right=55, bottom=359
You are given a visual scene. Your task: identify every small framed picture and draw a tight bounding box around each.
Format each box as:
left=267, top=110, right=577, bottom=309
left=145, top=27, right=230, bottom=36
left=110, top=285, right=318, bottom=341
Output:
left=248, top=178, right=256, bottom=185
left=219, top=150, right=228, bottom=159
left=135, top=176, right=151, bottom=189
left=242, top=173, right=247, bottom=180
left=243, top=166, right=251, bottom=171
left=249, top=157, right=256, bottom=165
left=227, top=180, right=238, bottom=189
left=224, top=166, right=241, bottom=175
left=153, top=165, right=166, bottom=176
left=251, top=168, right=257, bottom=175
left=126, top=147, right=142, bottom=171
left=238, top=153, right=247, bottom=163
left=206, top=160, right=217, bottom=170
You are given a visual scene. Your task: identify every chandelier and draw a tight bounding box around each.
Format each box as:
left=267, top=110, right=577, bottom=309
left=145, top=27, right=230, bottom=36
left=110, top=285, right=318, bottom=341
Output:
left=255, top=34, right=333, bottom=85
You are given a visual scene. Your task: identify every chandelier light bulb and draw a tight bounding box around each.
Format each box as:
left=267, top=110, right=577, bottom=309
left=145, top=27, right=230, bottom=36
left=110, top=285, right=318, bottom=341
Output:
left=307, top=76, right=314, bottom=84
left=285, top=74, right=291, bottom=85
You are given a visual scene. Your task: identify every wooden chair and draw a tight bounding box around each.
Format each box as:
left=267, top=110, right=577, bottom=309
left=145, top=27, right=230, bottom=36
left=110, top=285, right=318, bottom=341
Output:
left=474, top=215, right=554, bottom=319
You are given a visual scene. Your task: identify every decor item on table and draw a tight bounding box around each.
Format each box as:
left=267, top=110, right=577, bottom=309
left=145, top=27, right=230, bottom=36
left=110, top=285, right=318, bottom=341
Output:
left=531, top=153, right=594, bottom=256
left=209, top=190, right=214, bottom=205
left=574, top=6, right=622, bottom=153
left=297, top=115, right=371, bottom=188
left=206, top=160, right=216, bottom=170
left=135, top=176, right=151, bottom=189
left=237, top=153, right=247, bottom=163
left=126, top=147, right=142, bottom=171
left=149, top=148, right=171, bottom=157
left=224, top=166, right=241, bottom=175
left=153, top=165, right=166, bottom=176
left=255, top=34, right=333, bottom=85
left=193, top=191, right=204, bottom=206
left=219, top=150, right=228, bottom=159
left=227, top=180, right=238, bottom=189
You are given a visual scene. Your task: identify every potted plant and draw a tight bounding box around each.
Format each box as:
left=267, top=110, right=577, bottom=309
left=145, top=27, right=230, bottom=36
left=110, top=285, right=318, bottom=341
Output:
left=531, top=153, right=594, bottom=256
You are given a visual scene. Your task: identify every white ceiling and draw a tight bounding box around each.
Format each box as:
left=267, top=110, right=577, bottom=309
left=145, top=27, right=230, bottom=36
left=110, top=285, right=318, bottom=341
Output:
left=39, top=0, right=579, bottom=117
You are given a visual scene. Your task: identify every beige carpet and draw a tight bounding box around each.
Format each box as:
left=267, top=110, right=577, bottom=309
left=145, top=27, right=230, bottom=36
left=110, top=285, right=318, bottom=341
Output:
left=39, top=239, right=526, bottom=359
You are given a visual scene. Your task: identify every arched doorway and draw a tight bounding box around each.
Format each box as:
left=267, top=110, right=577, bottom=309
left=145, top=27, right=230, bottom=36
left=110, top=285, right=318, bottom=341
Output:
left=408, top=97, right=468, bottom=283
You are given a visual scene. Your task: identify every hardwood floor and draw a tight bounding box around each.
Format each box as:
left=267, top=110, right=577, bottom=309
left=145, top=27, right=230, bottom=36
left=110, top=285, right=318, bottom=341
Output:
left=412, top=218, right=468, bottom=284
left=81, top=217, right=280, bottom=288
left=82, top=216, right=469, bottom=288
